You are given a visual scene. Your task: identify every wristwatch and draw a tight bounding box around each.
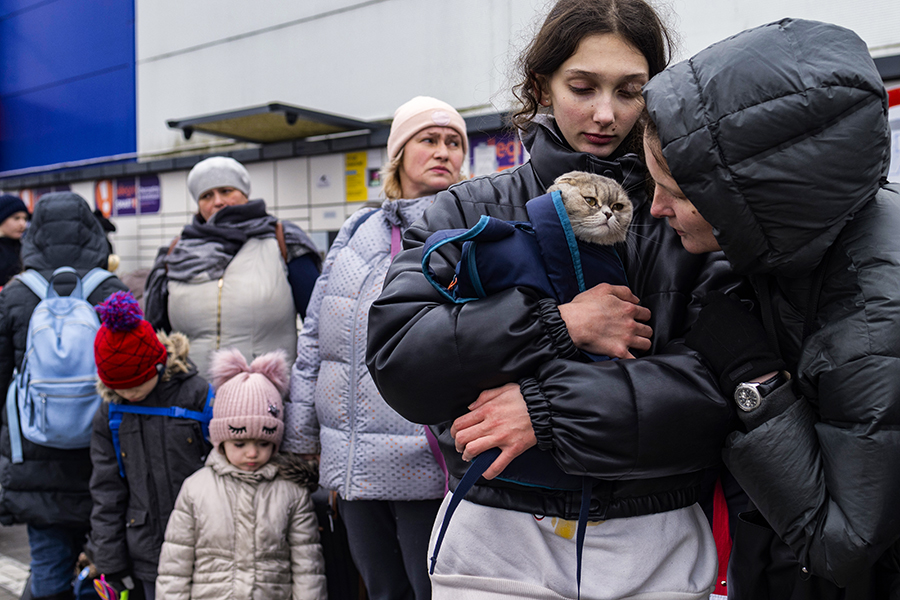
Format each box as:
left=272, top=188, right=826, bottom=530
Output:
left=734, top=371, right=787, bottom=412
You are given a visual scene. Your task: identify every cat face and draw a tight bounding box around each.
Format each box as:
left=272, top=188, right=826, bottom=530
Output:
left=548, top=171, right=633, bottom=245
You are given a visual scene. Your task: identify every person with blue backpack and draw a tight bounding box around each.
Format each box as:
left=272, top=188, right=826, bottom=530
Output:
left=0, top=191, right=128, bottom=600
left=85, top=291, right=213, bottom=600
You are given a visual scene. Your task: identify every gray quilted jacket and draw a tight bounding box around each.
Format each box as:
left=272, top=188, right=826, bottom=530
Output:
left=284, top=198, right=445, bottom=500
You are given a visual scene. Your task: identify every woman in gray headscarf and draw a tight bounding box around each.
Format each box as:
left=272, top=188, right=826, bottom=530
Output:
left=144, top=156, right=321, bottom=378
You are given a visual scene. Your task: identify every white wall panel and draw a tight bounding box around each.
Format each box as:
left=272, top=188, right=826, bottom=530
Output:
left=672, top=0, right=900, bottom=60
left=274, top=157, right=310, bottom=210
left=136, top=0, right=545, bottom=154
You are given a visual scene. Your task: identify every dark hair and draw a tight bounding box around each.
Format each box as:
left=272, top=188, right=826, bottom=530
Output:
left=511, top=0, right=672, bottom=151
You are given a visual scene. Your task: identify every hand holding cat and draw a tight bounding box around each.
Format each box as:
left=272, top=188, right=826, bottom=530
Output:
left=450, top=382, right=536, bottom=480
left=558, top=283, right=652, bottom=358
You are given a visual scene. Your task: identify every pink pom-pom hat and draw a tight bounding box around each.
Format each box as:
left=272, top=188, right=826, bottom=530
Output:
left=208, top=348, right=289, bottom=449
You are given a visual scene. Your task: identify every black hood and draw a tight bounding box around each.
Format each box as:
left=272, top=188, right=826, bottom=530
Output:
left=644, top=18, right=890, bottom=276
left=20, top=192, right=110, bottom=273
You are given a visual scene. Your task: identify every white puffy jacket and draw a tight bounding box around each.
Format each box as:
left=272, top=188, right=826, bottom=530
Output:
left=156, top=450, right=326, bottom=600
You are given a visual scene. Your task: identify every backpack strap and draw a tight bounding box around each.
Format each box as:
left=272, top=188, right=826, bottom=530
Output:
left=421, top=215, right=506, bottom=304
left=5, top=374, right=24, bottom=464
left=81, top=268, right=115, bottom=299
left=108, top=384, right=215, bottom=478
left=164, top=236, right=181, bottom=274
left=14, top=270, right=50, bottom=301
left=17, top=268, right=113, bottom=302
left=429, top=447, right=592, bottom=599
left=348, top=208, right=379, bottom=239
left=275, top=221, right=289, bottom=263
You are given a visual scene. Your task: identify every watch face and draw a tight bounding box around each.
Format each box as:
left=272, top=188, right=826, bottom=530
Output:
left=735, top=385, right=762, bottom=412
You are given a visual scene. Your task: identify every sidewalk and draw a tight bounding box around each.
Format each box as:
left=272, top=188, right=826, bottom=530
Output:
left=0, top=524, right=29, bottom=600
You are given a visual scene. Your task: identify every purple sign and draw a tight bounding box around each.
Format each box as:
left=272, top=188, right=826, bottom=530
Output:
left=110, top=176, right=161, bottom=216
left=138, top=175, right=161, bottom=214
left=115, top=179, right=137, bottom=216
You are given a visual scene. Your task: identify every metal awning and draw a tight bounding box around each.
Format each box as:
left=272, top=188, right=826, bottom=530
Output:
left=166, top=102, right=383, bottom=143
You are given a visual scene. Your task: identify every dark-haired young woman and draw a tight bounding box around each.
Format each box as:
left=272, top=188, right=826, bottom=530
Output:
left=366, top=0, right=741, bottom=597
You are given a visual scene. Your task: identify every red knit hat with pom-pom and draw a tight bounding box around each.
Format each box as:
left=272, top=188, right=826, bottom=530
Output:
left=94, top=291, right=167, bottom=389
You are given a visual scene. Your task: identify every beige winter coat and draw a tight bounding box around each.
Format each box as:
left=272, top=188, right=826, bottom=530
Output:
left=156, top=449, right=326, bottom=600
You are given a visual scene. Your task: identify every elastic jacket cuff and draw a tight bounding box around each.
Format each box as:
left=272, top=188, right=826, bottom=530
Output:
left=739, top=379, right=798, bottom=431
left=520, top=377, right=554, bottom=451
left=536, top=298, right=581, bottom=361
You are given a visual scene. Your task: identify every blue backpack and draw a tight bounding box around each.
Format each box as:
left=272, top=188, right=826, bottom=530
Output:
left=6, top=267, right=115, bottom=463
left=107, top=384, right=214, bottom=478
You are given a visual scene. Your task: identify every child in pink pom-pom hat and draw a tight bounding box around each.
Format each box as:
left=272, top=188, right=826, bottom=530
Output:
left=157, top=348, right=326, bottom=600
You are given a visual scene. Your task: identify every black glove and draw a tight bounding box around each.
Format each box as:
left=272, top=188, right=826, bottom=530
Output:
left=685, top=291, right=785, bottom=396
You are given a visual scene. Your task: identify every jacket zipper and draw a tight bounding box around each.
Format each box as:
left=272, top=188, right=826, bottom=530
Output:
left=215, top=277, right=224, bottom=350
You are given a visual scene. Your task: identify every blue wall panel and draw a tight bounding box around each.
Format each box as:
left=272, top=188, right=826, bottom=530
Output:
left=0, top=0, right=136, bottom=172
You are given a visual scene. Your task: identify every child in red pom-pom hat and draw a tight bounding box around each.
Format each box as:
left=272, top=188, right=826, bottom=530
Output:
left=86, top=290, right=212, bottom=600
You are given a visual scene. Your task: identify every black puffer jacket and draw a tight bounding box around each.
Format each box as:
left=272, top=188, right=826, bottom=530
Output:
left=87, top=332, right=211, bottom=583
left=645, top=18, right=900, bottom=598
left=0, top=192, right=128, bottom=527
left=367, top=117, right=741, bottom=521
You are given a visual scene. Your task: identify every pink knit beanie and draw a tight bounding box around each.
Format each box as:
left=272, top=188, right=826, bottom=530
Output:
left=208, top=348, right=289, bottom=449
left=387, top=96, right=468, bottom=161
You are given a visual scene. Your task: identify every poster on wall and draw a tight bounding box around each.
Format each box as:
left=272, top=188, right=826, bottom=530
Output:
left=468, top=132, right=524, bottom=178
left=345, top=149, right=385, bottom=202
left=18, top=186, right=71, bottom=212
left=345, top=151, right=368, bottom=202
left=95, top=175, right=161, bottom=217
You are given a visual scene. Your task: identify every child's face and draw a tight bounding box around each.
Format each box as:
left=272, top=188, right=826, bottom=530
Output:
left=222, top=439, right=274, bottom=472
left=113, top=374, right=159, bottom=403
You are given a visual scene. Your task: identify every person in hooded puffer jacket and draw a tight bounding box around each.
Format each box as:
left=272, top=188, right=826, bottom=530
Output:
left=157, top=348, right=326, bottom=600
left=284, top=95, right=467, bottom=600
left=643, top=18, right=900, bottom=599
left=0, top=192, right=128, bottom=600
left=87, top=291, right=212, bottom=600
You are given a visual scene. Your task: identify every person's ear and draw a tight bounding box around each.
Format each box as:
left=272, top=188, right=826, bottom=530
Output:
left=535, top=76, right=551, bottom=108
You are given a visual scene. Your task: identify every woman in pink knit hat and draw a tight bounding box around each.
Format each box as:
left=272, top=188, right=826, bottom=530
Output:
left=285, top=96, right=467, bottom=600
left=157, top=348, right=326, bottom=600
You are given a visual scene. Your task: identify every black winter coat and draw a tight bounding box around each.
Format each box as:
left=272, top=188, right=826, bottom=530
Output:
left=87, top=332, right=211, bottom=583
left=0, top=192, right=128, bottom=527
left=0, top=236, right=23, bottom=287
left=645, top=18, right=900, bottom=599
left=366, top=117, right=741, bottom=521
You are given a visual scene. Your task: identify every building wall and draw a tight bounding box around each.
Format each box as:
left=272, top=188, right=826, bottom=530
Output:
left=0, top=0, right=136, bottom=172
left=2, top=0, right=900, bottom=277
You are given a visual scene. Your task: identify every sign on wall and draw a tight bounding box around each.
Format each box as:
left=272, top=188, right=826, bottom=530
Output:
left=18, top=186, right=71, bottom=212
left=95, top=175, right=161, bottom=217
left=345, top=151, right=368, bottom=202
left=469, top=132, right=524, bottom=177
left=345, top=149, right=385, bottom=202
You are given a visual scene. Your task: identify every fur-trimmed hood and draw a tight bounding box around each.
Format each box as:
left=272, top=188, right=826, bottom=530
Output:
left=273, top=452, right=319, bottom=490
left=97, top=331, right=194, bottom=403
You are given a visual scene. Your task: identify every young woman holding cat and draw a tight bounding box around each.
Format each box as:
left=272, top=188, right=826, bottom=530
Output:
left=366, top=0, right=741, bottom=598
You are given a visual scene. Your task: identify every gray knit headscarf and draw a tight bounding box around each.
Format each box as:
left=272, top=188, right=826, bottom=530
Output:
left=187, top=156, right=251, bottom=201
